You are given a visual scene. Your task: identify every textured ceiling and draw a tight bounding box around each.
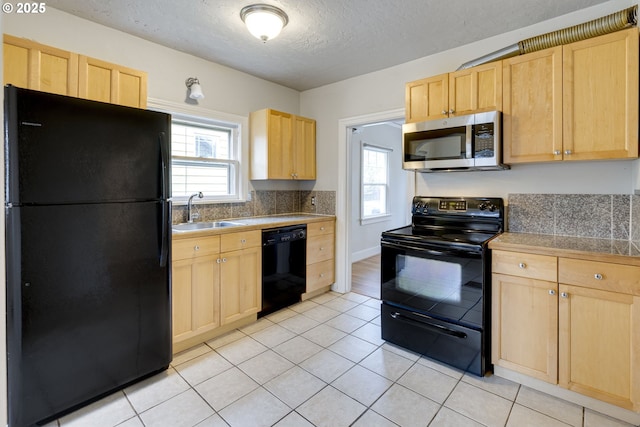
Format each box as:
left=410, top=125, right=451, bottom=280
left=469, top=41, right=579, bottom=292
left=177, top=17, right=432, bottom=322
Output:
left=46, top=0, right=609, bottom=91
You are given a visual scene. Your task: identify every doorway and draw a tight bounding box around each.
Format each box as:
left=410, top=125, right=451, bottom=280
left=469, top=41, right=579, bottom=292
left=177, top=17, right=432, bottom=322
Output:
left=335, top=108, right=413, bottom=296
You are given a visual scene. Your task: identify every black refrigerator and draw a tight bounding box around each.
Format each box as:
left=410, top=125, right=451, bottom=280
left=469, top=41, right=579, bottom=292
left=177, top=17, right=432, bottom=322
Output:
left=4, top=85, right=172, bottom=426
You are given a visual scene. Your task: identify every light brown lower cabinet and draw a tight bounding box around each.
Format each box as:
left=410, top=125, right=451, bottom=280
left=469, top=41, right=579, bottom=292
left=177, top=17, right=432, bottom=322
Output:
left=172, top=236, right=221, bottom=346
left=171, top=230, right=261, bottom=352
left=305, top=220, right=336, bottom=295
left=492, top=249, right=640, bottom=412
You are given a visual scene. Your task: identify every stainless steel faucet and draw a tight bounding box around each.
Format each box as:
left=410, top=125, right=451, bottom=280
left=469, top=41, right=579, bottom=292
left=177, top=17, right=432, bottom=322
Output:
left=187, top=192, right=204, bottom=223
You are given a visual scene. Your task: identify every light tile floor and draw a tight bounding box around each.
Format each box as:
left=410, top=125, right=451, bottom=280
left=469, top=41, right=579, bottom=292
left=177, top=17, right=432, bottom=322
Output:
left=46, top=292, right=636, bottom=427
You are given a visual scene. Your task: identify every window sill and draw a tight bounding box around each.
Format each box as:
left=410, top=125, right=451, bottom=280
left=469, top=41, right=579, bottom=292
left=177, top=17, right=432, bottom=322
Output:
left=360, top=214, right=391, bottom=225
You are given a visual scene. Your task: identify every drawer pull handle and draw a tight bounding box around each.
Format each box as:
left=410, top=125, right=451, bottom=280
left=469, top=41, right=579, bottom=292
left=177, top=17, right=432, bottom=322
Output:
left=560, top=292, right=568, bottom=298
left=518, top=262, right=526, bottom=269
left=194, top=245, right=200, bottom=251
left=594, top=273, right=603, bottom=280
left=549, top=289, right=556, bottom=296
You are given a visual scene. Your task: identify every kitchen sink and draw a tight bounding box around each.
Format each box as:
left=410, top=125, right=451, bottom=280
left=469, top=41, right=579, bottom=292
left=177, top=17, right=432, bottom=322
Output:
left=172, top=221, right=244, bottom=232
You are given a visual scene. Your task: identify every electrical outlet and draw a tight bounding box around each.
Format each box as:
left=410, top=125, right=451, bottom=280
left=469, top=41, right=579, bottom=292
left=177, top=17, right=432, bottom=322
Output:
left=311, top=196, right=316, bottom=206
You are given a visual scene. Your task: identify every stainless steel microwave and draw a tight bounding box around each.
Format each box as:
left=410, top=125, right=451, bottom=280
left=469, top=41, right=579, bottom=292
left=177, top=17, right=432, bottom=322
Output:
left=402, top=111, right=508, bottom=172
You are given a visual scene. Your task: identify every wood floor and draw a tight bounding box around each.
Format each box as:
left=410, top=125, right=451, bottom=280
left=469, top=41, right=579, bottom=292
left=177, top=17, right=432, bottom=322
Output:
left=351, top=254, right=380, bottom=299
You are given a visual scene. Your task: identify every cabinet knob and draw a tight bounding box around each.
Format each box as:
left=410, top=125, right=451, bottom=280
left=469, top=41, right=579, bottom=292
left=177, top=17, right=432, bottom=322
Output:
left=222, top=258, right=227, bottom=263
left=549, top=289, right=556, bottom=296
left=553, top=150, right=561, bottom=155
left=319, top=247, right=324, bottom=251
left=449, top=109, right=455, bottom=114
left=194, top=245, right=200, bottom=251
left=217, top=258, right=222, bottom=264
left=320, top=273, right=325, bottom=278
left=594, top=273, right=603, bottom=280
left=241, top=239, right=246, bottom=244
left=560, top=292, right=569, bottom=298
left=441, top=110, right=447, bottom=115
left=564, top=149, right=572, bottom=155
left=320, top=226, right=325, bottom=231
left=518, top=262, right=526, bottom=269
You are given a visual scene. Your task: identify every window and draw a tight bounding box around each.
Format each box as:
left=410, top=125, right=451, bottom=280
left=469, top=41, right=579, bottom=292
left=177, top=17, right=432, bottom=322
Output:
left=170, top=116, right=241, bottom=202
left=361, top=144, right=390, bottom=221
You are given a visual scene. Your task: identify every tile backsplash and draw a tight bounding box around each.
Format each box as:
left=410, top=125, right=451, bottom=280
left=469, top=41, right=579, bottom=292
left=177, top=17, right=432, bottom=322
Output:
left=508, top=193, right=640, bottom=240
left=172, top=190, right=336, bottom=224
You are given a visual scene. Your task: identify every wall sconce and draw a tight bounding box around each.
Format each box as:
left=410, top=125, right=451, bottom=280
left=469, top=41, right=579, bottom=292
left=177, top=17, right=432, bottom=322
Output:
left=185, top=77, right=204, bottom=100
left=240, top=4, right=289, bottom=42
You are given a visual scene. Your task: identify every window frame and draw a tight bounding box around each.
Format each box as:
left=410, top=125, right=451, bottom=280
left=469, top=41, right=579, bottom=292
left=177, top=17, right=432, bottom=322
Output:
left=360, top=142, right=392, bottom=224
left=147, top=98, right=249, bottom=204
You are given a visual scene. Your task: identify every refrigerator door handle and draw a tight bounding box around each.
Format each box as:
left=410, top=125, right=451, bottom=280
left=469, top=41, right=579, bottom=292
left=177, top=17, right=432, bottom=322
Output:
left=159, top=132, right=170, bottom=200
left=160, top=201, right=170, bottom=267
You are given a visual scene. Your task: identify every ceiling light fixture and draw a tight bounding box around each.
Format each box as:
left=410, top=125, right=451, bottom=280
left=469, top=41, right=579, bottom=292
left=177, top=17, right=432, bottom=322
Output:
left=185, top=77, right=204, bottom=100
left=240, top=4, right=289, bottom=42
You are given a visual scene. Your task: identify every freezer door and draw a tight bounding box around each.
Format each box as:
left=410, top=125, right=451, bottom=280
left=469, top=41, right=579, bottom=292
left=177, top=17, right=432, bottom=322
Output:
left=6, top=201, right=171, bottom=426
left=4, top=86, right=171, bottom=205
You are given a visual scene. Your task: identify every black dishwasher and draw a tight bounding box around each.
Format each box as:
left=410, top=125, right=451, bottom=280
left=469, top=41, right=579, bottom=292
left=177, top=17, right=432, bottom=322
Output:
left=259, top=224, right=307, bottom=317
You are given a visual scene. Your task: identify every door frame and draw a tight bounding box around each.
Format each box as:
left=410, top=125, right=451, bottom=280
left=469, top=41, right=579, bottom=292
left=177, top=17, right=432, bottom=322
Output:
left=334, top=108, right=406, bottom=293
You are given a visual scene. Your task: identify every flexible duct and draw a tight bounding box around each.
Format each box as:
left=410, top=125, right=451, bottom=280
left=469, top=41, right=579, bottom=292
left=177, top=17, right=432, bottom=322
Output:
left=457, top=5, right=637, bottom=70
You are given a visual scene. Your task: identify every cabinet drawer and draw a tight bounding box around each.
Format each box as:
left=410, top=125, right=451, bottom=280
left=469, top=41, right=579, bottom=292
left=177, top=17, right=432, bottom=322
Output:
left=559, top=258, right=640, bottom=295
left=307, top=220, right=334, bottom=237
left=173, top=236, right=220, bottom=260
left=307, top=259, right=335, bottom=292
left=220, top=230, right=261, bottom=252
left=307, top=234, right=334, bottom=264
left=492, top=250, right=557, bottom=282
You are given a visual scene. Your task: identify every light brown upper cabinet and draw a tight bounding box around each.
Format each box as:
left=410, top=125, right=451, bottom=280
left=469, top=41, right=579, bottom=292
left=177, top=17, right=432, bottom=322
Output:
left=504, top=28, right=639, bottom=163
left=250, top=108, right=317, bottom=180
left=3, top=34, right=79, bottom=96
left=78, top=56, right=148, bottom=109
left=3, top=34, right=148, bottom=109
left=405, top=61, right=502, bottom=123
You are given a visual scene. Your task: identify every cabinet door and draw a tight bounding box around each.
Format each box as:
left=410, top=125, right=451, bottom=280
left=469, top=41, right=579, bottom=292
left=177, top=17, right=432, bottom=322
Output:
left=558, top=284, right=639, bottom=411
left=503, top=46, right=563, bottom=163
left=172, top=255, right=221, bottom=344
left=220, top=246, right=261, bottom=325
left=405, top=74, right=448, bottom=122
left=449, top=61, right=502, bottom=116
left=78, top=55, right=148, bottom=108
left=266, top=110, right=294, bottom=179
left=563, top=28, right=639, bottom=161
left=492, top=273, right=558, bottom=383
left=294, top=116, right=316, bottom=179
left=3, top=35, right=78, bottom=96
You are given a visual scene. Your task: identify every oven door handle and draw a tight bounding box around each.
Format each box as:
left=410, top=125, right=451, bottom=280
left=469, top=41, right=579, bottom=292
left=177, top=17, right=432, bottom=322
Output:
left=389, top=311, right=468, bottom=339
left=381, top=240, right=459, bottom=257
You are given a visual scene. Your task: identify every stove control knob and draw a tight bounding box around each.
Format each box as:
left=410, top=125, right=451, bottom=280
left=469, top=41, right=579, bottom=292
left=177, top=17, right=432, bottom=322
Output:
left=488, top=204, right=496, bottom=212
left=478, top=203, right=487, bottom=211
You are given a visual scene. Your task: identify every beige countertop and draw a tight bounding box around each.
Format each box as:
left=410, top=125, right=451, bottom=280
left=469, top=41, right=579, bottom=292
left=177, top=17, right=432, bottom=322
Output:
left=171, top=214, right=335, bottom=240
left=489, top=232, right=640, bottom=266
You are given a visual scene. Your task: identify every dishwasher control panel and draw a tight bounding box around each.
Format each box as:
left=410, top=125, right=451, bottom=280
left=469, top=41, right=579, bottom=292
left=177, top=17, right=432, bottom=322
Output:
left=262, top=224, right=307, bottom=246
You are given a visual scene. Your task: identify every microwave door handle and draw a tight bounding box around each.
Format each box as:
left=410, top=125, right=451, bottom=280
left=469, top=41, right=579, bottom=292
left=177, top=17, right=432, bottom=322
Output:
left=465, top=124, right=473, bottom=159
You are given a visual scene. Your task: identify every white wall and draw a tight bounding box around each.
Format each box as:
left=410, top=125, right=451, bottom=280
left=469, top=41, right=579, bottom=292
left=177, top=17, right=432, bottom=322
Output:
left=350, top=123, right=410, bottom=261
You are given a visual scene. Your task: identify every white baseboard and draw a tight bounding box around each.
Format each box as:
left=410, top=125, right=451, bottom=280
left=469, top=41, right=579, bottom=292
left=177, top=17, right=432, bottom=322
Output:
left=352, top=246, right=380, bottom=263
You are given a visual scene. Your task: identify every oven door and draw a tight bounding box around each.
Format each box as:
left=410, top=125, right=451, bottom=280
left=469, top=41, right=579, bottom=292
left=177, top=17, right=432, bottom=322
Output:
left=380, top=240, right=487, bottom=330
